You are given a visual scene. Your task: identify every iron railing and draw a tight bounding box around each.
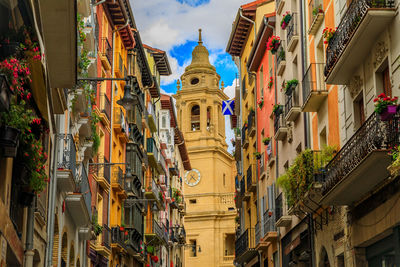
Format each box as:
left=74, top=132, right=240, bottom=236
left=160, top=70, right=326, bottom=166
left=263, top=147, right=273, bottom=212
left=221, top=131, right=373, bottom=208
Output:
left=113, top=166, right=124, bottom=188
left=162, top=223, right=169, bottom=244
left=153, top=220, right=164, bottom=240
left=77, top=164, right=92, bottom=218
left=101, top=225, right=111, bottom=249
left=285, top=84, right=300, bottom=115
left=309, top=0, right=323, bottom=27
left=103, top=158, right=111, bottom=183
left=287, top=13, right=298, bottom=46
left=247, top=110, right=255, bottom=134
left=275, top=194, right=283, bottom=221
left=235, top=228, right=255, bottom=258
left=147, top=137, right=159, bottom=160
left=239, top=178, right=245, bottom=198
left=241, top=125, right=247, bottom=145
left=324, top=0, right=395, bottom=76
left=263, top=210, right=276, bottom=233
left=274, top=113, right=286, bottom=134
left=101, top=94, right=111, bottom=121
left=302, top=63, right=325, bottom=106
left=111, top=226, right=127, bottom=249
left=255, top=221, right=261, bottom=245
left=276, top=43, right=285, bottom=67
left=242, top=75, right=247, bottom=99
left=323, top=111, right=400, bottom=194
left=246, top=165, right=255, bottom=191
left=57, top=134, right=76, bottom=179
left=101, top=38, right=112, bottom=65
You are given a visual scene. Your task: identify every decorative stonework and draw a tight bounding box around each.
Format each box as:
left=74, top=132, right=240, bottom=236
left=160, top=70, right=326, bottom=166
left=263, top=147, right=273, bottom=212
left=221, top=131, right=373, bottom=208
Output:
left=348, top=76, right=363, bottom=99
left=373, top=41, right=388, bottom=69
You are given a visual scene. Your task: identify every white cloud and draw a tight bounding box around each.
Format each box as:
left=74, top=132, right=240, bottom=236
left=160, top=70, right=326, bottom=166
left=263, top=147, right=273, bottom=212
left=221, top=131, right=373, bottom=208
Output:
left=223, top=78, right=238, bottom=99
left=160, top=54, right=190, bottom=86
left=132, top=0, right=248, bottom=52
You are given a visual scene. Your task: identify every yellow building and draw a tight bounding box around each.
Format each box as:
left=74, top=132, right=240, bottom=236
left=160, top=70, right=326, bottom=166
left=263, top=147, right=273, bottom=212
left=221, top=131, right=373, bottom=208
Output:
left=174, top=30, right=236, bottom=267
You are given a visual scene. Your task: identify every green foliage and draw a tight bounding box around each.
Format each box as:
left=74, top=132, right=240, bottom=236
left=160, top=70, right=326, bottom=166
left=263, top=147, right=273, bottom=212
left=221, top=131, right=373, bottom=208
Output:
left=262, top=137, right=271, bottom=144
left=285, top=79, right=299, bottom=92
left=92, top=212, right=103, bottom=236
left=277, top=146, right=336, bottom=207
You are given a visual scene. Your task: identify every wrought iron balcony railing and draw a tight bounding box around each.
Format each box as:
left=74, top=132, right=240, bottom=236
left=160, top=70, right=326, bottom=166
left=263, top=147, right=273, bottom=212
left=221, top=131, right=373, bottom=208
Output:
left=102, top=225, right=111, bottom=249
left=242, top=76, right=247, bottom=99
left=276, top=43, right=286, bottom=69
left=235, top=228, right=255, bottom=258
left=246, top=164, right=256, bottom=192
left=100, top=38, right=112, bottom=65
left=285, top=85, right=299, bottom=115
left=287, top=13, right=298, bottom=49
left=57, top=134, right=76, bottom=178
left=322, top=111, right=400, bottom=204
left=302, top=63, right=327, bottom=112
left=100, top=94, right=111, bottom=121
left=112, top=166, right=124, bottom=189
left=247, top=110, right=255, bottom=137
left=239, top=178, right=245, bottom=198
left=263, top=210, right=276, bottom=233
left=111, top=226, right=127, bottom=249
left=255, top=221, right=261, bottom=245
left=275, top=194, right=283, bottom=221
left=77, top=164, right=92, bottom=218
left=324, top=0, right=395, bottom=78
left=274, top=113, right=286, bottom=134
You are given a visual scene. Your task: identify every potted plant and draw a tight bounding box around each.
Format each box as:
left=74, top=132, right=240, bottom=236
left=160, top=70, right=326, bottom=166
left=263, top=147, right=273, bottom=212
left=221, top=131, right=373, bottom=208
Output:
left=244, top=121, right=248, bottom=128
left=262, top=137, right=271, bottom=145
left=323, top=27, right=336, bottom=44
left=281, top=11, right=292, bottom=30
left=147, top=245, right=154, bottom=254
left=266, top=36, right=281, bottom=54
left=285, top=79, right=299, bottom=95
left=92, top=213, right=103, bottom=236
left=249, top=107, right=255, bottom=113
left=268, top=77, right=273, bottom=90
left=272, top=104, right=282, bottom=115
left=374, top=93, right=398, bottom=120
left=254, top=152, right=262, bottom=160
left=257, top=97, right=264, bottom=109
left=388, top=145, right=400, bottom=177
left=312, top=4, right=324, bottom=18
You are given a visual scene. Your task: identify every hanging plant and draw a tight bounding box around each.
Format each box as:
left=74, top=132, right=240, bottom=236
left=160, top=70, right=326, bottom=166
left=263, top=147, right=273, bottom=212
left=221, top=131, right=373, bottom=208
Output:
left=312, top=4, right=324, bottom=18
left=262, top=137, right=271, bottom=145
left=281, top=11, right=292, bottom=30
left=257, top=97, right=264, bottom=109
left=323, top=27, right=336, bottom=44
left=272, top=104, right=282, bottom=115
left=266, top=36, right=281, bottom=54
left=253, top=152, right=262, bottom=160
left=267, top=77, right=273, bottom=90
left=285, top=79, right=299, bottom=95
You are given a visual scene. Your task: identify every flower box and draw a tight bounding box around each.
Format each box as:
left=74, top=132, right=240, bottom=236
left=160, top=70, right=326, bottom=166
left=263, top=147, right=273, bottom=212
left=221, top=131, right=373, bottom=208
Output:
left=380, top=105, right=397, bottom=121
left=0, top=125, right=20, bottom=147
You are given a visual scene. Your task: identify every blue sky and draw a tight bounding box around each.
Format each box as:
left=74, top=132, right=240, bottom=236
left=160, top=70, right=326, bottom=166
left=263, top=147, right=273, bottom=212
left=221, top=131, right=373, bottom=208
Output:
left=132, top=0, right=249, bottom=151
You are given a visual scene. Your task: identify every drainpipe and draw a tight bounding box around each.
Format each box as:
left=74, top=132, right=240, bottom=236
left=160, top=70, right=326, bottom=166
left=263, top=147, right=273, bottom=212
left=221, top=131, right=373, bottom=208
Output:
left=113, top=19, right=130, bottom=33
left=24, top=196, right=36, bottom=267
left=45, top=116, right=60, bottom=267
left=93, top=0, right=106, bottom=6
left=239, top=8, right=256, bottom=43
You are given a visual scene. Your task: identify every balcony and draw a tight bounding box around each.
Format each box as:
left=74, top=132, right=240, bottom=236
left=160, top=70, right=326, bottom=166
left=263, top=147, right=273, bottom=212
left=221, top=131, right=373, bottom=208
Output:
left=276, top=44, right=286, bottom=76
left=177, top=226, right=186, bottom=244
left=242, top=76, right=247, bottom=100
left=286, top=13, right=299, bottom=52
left=235, top=228, right=256, bottom=264
left=145, top=220, right=165, bottom=245
left=308, top=0, right=324, bottom=35
left=147, top=102, right=157, bottom=133
left=100, top=94, right=111, bottom=124
left=263, top=210, right=277, bottom=242
left=56, top=134, right=76, bottom=192
left=113, top=107, right=129, bottom=143
left=276, top=0, right=285, bottom=14
left=285, top=85, right=301, bottom=122
left=145, top=179, right=161, bottom=203
left=247, top=110, right=256, bottom=138
left=275, top=194, right=292, bottom=227
left=324, top=0, right=395, bottom=84
left=115, top=53, right=124, bottom=78
left=239, top=177, right=251, bottom=202
left=92, top=225, right=111, bottom=257
left=259, top=160, right=268, bottom=180
left=100, top=38, right=112, bottom=70
left=65, top=164, right=91, bottom=227
left=130, top=123, right=143, bottom=146
left=111, top=226, right=127, bottom=252
left=255, top=221, right=262, bottom=246
left=126, top=229, right=144, bottom=258
left=274, top=113, right=288, bottom=141
left=302, top=63, right=327, bottom=112
left=242, top=125, right=249, bottom=149
left=246, top=165, right=256, bottom=193
left=112, top=166, right=126, bottom=198
left=92, top=156, right=111, bottom=190
left=146, top=137, right=159, bottom=168
left=124, top=201, right=143, bottom=234
left=321, top=112, right=399, bottom=205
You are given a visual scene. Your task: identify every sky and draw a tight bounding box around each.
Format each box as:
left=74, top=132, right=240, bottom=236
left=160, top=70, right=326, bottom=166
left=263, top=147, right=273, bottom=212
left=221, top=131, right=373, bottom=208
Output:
left=131, top=0, right=249, bottom=152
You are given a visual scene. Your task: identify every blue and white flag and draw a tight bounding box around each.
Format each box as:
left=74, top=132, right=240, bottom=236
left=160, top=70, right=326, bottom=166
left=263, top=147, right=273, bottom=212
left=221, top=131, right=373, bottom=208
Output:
left=222, top=100, right=234, bottom=115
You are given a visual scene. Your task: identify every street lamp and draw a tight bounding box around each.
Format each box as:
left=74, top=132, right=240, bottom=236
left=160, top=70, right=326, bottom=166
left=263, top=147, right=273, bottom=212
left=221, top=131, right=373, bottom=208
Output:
left=0, top=74, right=13, bottom=112
left=117, top=83, right=136, bottom=111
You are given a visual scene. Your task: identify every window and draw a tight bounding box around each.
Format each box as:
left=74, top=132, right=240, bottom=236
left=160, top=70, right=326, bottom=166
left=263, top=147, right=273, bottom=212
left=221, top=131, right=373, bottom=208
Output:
left=260, top=66, right=264, bottom=98
left=354, top=93, right=365, bottom=128
left=189, top=199, right=197, bottom=204
left=319, top=127, right=327, bottom=149
left=191, top=105, right=200, bottom=131
left=224, top=234, right=235, bottom=256
left=189, top=240, right=197, bottom=257
left=191, top=77, right=199, bottom=85
left=223, top=173, right=226, bottom=186
left=207, top=107, right=211, bottom=130
left=382, top=66, right=391, bottom=96
left=162, top=116, right=166, bottom=128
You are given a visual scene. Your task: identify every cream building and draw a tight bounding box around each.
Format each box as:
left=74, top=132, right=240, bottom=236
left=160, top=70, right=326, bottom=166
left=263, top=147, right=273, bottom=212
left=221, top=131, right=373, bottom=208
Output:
left=174, top=30, right=236, bottom=267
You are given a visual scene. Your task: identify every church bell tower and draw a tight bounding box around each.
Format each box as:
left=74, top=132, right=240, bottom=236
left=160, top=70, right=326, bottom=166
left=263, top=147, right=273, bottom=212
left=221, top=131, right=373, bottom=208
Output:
left=174, top=29, right=236, bottom=267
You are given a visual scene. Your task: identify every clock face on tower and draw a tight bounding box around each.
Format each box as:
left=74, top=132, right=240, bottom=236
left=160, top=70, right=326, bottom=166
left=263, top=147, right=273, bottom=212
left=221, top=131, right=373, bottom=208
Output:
left=184, top=169, right=201, bottom=187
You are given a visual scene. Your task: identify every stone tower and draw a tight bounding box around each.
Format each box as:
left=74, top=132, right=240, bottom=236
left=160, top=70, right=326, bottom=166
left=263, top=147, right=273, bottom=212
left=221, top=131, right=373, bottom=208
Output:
left=174, top=30, right=236, bottom=267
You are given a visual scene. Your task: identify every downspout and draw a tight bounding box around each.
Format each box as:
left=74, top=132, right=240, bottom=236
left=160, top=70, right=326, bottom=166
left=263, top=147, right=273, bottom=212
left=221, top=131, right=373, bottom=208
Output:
left=45, top=116, right=60, bottom=267
left=93, top=0, right=106, bottom=6
left=24, top=196, right=35, bottom=267
left=239, top=7, right=256, bottom=43
left=113, top=19, right=130, bottom=33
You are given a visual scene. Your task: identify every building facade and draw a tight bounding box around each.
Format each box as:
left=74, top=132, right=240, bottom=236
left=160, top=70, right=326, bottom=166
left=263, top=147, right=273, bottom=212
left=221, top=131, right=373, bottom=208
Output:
left=175, top=30, right=236, bottom=267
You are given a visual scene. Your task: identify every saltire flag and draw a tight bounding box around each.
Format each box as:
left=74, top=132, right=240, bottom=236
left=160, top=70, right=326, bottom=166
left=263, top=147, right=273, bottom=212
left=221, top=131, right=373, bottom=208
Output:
left=222, top=100, right=235, bottom=115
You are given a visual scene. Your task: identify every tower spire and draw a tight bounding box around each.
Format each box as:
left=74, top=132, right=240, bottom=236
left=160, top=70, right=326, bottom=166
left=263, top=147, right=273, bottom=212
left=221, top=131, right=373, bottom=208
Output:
left=198, top=28, right=203, bottom=45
